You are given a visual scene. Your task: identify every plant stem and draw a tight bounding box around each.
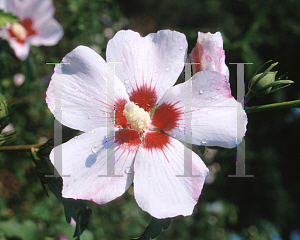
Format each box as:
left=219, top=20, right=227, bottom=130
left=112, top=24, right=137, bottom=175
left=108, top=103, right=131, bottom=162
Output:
left=245, top=99, right=300, bottom=113
left=0, top=143, right=43, bottom=152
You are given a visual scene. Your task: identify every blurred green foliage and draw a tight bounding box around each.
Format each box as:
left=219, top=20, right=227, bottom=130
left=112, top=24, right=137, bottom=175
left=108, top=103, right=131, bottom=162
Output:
left=0, top=10, right=18, bottom=26
left=1, top=0, right=300, bottom=239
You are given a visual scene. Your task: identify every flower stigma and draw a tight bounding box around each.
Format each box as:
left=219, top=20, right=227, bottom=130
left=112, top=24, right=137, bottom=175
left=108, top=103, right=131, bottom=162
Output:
left=123, top=101, right=151, bottom=132
left=11, top=23, right=27, bottom=40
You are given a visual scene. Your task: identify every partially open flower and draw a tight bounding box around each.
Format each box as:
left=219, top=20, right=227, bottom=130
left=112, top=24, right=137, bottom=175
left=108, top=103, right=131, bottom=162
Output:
left=189, top=31, right=229, bottom=80
left=0, top=0, right=63, bottom=60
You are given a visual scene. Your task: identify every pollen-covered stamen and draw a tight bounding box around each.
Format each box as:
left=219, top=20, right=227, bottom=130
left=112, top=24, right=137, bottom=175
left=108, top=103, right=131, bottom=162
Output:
left=123, top=101, right=151, bottom=132
left=11, top=23, right=27, bottom=40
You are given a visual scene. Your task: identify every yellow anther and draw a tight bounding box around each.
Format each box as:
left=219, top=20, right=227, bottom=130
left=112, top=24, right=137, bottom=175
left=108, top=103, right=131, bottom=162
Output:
left=11, top=23, right=27, bottom=39
left=123, top=101, right=151, bottom=132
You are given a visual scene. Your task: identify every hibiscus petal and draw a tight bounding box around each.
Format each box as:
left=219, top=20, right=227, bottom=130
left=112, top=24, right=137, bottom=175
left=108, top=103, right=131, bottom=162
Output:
left=0, top=0, right=16, bottom=14
left=46, top=46, right=129, bottom=132
left=0, top=25, right=10, bottom=41
left=190, top=32, right=229, bottom=80
left=106, top=30, right=187, bottom=111
left=8, top=38, right=31, bottom=61
left=20, top=0, right=63, bottom=46
left=30, top=18, right=63, bottom=46
left=152, top=71, right=247, bottom=148
left=12, top=0, right=54, bottom=23
left=50, top=127, right=140, bottom=204
left=134, top=132, right=209, bottom=218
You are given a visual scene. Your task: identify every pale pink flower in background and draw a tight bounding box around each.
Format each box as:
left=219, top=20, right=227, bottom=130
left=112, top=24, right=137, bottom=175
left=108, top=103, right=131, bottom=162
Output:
left=189, top=31, right=229, bottom=80
left=0, top=0, right=63, bottom=60
left=103, top=27, right=114, bottom=39
left=57, top=234, right=68, bottom=240
left=13, top=73, right=25, bottom=86
left=46, top=30, right=246, bottom=219
left=1, top=123, right=13, bottom=133
left=39, top=137, right=48, bottom=144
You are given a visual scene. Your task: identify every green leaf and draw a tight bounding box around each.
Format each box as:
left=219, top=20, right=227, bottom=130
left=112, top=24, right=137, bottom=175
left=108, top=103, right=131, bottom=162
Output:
left=34, top=154, right=55, bottom=184
left=54, top=222, right=94, bottom=240
left=73, top=208, right=93, bottom=239
left=30, top=139, right=55, bottom=196
left=131, top=217, right=172, bottom=240
left=0, top=9, right=18, bottom=26
left=36, top=138, right=54, bottom=158
left=0, top=220, right=39, bottom=240
left=0, top=93, right=8, bottom=120
left=34, top=139, right=55, bottom=182
left=0, top=130, right=16, bottom=146
left=48, top=178, right=92, bottom=239
left=0, top=93, right=17, bottom=145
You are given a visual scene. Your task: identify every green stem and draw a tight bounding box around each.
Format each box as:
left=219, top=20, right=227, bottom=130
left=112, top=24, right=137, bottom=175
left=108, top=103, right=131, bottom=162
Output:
left=0, top=143, right=43, bottom=152
left=245, top=99, right=300, bottom=113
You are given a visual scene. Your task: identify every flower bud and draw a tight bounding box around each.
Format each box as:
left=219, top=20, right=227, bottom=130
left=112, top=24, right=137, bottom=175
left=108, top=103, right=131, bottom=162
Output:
left=0, top=94, right=8, bottom=120
left=189, top=31, right=229, bottom=80
left=250, top=71, right=277, bottom=96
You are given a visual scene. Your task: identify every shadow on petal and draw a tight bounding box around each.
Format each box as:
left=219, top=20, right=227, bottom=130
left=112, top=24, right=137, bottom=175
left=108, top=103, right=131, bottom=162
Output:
left=85, top=154, right=96, bottom=168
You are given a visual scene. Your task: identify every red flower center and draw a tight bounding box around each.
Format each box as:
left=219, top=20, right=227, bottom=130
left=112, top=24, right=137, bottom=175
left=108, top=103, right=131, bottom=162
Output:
left=113, top=84, right=181, bottom=151
left=7, top=18, right=37, bottom=44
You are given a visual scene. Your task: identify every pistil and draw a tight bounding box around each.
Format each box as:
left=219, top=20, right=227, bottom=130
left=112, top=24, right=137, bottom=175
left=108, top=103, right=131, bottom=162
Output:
left=11, top=22, right=27, bottom=40
left=123, top=101, right=151, bottom=132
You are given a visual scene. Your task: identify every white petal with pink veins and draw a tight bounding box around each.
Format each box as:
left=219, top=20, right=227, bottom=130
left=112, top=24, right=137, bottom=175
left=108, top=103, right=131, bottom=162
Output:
left=190, top=31, right=229, bottom=80
left=134, top=132, right=209, bottom=218
left=0, top=0, right=17, bottom=15
left=21, top=0, right=63, bottom=46
left=0, top=25, right=9, bottom=40
left=46, top=46, right=129, bottom=132
left=12, top=0, right=54, bottom=24
left=50, top=127, right=139, bottom=205
left=9, top=38, right=31, bottom=61
left=106, top=30, right=187, bottom=104
left=30, top=18, right=63, bottom=46
left=151, top=71, right=247, bottom=148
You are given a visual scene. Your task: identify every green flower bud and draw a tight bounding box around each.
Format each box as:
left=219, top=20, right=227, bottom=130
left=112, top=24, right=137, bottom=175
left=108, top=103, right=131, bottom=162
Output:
left=0, top=93, right=8, bottom=119
left=250, top=71, right=277, bottom=96
left=245, top=61, right=294, bottom=104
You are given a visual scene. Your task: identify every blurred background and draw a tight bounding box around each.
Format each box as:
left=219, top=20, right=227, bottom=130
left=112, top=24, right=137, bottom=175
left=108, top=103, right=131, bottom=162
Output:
left=0, top=0, right=300, bottom=239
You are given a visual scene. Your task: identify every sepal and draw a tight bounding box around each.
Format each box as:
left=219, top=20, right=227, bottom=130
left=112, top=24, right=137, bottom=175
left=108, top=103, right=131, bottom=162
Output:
left=131, top=217, right=172, bottom=240
left=48, top=178, right=92, bottom=240
left=246, top=61, right=294, bottom=103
